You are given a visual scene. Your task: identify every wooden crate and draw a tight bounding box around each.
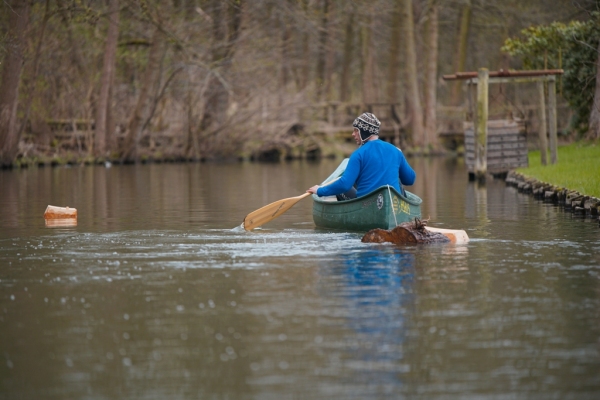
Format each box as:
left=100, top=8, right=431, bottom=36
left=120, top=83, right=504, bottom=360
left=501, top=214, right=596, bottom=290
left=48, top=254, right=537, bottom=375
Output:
left=464, top=119, right=528, bottom=174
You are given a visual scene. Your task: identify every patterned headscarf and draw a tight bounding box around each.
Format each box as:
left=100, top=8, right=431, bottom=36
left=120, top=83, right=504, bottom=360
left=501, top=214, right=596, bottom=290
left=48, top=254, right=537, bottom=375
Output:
left=352, top=112, right=381, bottom=143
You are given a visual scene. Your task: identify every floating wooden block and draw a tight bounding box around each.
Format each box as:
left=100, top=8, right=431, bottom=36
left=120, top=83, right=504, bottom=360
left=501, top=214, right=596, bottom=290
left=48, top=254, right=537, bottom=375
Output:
left=44, top=205, right=77, bottom=219
left=361, top=220, right=469, bottom=245
left=45, top=218, right=77, bottom=228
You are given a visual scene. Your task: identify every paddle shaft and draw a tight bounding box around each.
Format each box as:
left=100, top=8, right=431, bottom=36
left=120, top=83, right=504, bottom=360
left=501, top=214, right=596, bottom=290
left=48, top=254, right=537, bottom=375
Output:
left=242, top=176, right=342, bottom=231
left=243, top=192, right=311, bottom=231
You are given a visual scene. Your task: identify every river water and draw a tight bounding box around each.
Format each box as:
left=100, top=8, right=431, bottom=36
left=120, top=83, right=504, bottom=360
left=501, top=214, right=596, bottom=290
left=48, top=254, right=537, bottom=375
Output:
left=1, top=158, right=599, bottom=399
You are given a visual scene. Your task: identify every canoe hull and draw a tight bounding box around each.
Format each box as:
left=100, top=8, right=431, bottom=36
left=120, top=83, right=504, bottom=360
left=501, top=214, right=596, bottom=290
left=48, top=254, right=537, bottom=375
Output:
left=312, top=186, right=422, bottom=231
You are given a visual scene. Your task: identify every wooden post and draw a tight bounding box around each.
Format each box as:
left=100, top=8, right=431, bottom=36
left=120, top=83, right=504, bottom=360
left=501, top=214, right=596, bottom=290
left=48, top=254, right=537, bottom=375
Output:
left=537, top=81, right=548, bottom=166
left=475, top=68, right=489, bottom=181
left=547, top=77, right=558, bottom=164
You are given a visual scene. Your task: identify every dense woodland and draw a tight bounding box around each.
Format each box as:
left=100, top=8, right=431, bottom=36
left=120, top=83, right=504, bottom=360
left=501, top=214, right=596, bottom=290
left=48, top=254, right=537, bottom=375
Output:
left=0, top=0, right=598, bottom=167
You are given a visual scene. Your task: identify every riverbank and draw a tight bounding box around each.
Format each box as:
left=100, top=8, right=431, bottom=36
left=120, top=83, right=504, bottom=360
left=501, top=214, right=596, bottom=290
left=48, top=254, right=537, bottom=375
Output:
left=506, top=142, right=600, bottom=223
left=517, top=143, right=600, bottom=197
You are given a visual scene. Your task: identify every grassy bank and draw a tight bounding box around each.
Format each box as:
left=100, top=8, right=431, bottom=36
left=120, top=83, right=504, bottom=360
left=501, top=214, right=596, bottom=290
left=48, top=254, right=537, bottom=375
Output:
left=517, top=142, right=600, bottom=198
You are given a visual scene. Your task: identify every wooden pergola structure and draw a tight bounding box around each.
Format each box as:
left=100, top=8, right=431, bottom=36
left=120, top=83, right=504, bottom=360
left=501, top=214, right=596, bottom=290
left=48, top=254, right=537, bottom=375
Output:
left=443, top=69, right=563, bottom=181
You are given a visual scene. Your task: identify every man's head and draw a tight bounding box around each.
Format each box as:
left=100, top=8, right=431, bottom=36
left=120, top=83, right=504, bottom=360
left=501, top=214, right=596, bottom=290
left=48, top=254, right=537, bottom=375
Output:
left=352, top=112, right=380, bottom=145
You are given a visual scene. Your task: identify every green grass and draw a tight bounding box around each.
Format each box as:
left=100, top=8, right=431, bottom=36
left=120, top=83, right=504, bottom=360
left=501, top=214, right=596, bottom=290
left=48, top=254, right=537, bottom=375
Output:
left=517, top=142, right=600, bottom=198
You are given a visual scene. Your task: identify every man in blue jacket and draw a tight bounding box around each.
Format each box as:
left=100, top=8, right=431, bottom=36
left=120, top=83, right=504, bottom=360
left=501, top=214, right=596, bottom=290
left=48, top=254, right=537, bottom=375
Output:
left=307, top=112, right=416, bottom=200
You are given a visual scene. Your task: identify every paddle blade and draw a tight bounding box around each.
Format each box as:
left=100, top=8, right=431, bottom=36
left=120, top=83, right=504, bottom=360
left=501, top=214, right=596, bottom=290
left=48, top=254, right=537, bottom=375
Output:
left=243, top=192, right=311, bottom=231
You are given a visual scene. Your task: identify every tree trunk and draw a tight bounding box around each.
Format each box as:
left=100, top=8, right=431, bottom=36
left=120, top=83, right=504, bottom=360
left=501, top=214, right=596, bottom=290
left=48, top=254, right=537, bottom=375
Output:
left=339, top=12, right=354, bottom=102
left=199, top=0, right=243, bottom=145
left=280, top=16, right=291, bottom=91
left=122, top=28, right=164, bottom=162
left=450, top=0, right=471, bottom=106
left=362, top=13, right=377, bottom=104
left=387, top=1, right=402, bottom=103
left=315, top=0, right=329, bottom=101
left=95, top=0, right=120, bottom=158
left=401, top=0, right=424, bottom=146
left=298, top=0, right=310, bottom=90
left=0, top=0, right=30, bottom=167
left=323, top=0, right=336, bottom=101
left=423, top=0, right=439, bottom=150
left=587, top=40, right=600, bottom=140
left=56, top=0, right=85, bottom=78
left=18, top=0, right=50, bottom=139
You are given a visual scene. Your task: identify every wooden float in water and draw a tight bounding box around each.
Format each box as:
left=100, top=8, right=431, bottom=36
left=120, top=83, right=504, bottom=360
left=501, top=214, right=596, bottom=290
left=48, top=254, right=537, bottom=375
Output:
left=44, top=205, right=77, bottom=219
left=361, top=218, right=469, bottom=245
left=44, top=205, right=77, bottom=227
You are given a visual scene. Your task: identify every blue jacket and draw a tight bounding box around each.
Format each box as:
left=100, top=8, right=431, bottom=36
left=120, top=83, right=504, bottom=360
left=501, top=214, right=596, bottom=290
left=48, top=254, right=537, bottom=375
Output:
left=317, top=140, right=416, bottom=198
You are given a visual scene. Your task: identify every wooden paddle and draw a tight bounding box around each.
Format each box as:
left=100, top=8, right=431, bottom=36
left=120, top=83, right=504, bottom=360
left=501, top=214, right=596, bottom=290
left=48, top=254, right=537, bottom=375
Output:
left=242, top=163, right=346, bottom=231
left=243, top=192, right=312, bottom=231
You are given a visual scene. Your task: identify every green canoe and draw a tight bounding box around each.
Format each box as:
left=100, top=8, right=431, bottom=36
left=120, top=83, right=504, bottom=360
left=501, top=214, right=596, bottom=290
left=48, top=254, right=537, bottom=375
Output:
left=312, top=159, right=422, bottom=231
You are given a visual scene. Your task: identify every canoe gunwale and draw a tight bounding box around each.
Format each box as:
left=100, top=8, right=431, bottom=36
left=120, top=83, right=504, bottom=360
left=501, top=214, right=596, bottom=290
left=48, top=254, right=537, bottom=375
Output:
left=311, top=185, right=422, bottom=207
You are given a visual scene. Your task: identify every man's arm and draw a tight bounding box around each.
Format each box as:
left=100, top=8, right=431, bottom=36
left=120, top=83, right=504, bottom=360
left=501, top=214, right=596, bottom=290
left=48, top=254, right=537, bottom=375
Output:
left=308, top=155, right=361, bottom=197
left=398, top=150, right=416, bottom=186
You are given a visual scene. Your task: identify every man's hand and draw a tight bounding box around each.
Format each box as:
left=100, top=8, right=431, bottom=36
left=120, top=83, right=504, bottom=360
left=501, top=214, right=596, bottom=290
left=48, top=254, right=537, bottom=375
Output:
left=307, top=185, right=320, bottom=194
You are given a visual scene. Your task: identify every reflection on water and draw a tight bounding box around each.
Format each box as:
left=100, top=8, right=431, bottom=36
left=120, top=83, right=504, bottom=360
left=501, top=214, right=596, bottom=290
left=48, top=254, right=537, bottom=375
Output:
left=326, top=248, right=415, bottom=390
left=1, top=158, right=600, bottom=399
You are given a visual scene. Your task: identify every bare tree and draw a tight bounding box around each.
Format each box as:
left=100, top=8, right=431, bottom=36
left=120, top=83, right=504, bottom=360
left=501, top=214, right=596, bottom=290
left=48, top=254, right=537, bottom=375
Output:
left=122, top=27, right=165, bottom=162
left=401, top=0, right=424, bottom=146
left=315, top=0, right=330, bottom=100
left=423, top=0, right=439, bottom=150
left=95, top=0, right=120, bottom=157
left=199, top=0, right=244, bottom=139
left=361, top=10, right=377, bottom=104
left=387, top=1, right=403, bottom=104
left=0, top=0, right=30, bottom=167
left=450, top=0, right=471, bottom=106
left=339, top=11, right=355, bottom=102
left=17, top=0, right=51, bottom=140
